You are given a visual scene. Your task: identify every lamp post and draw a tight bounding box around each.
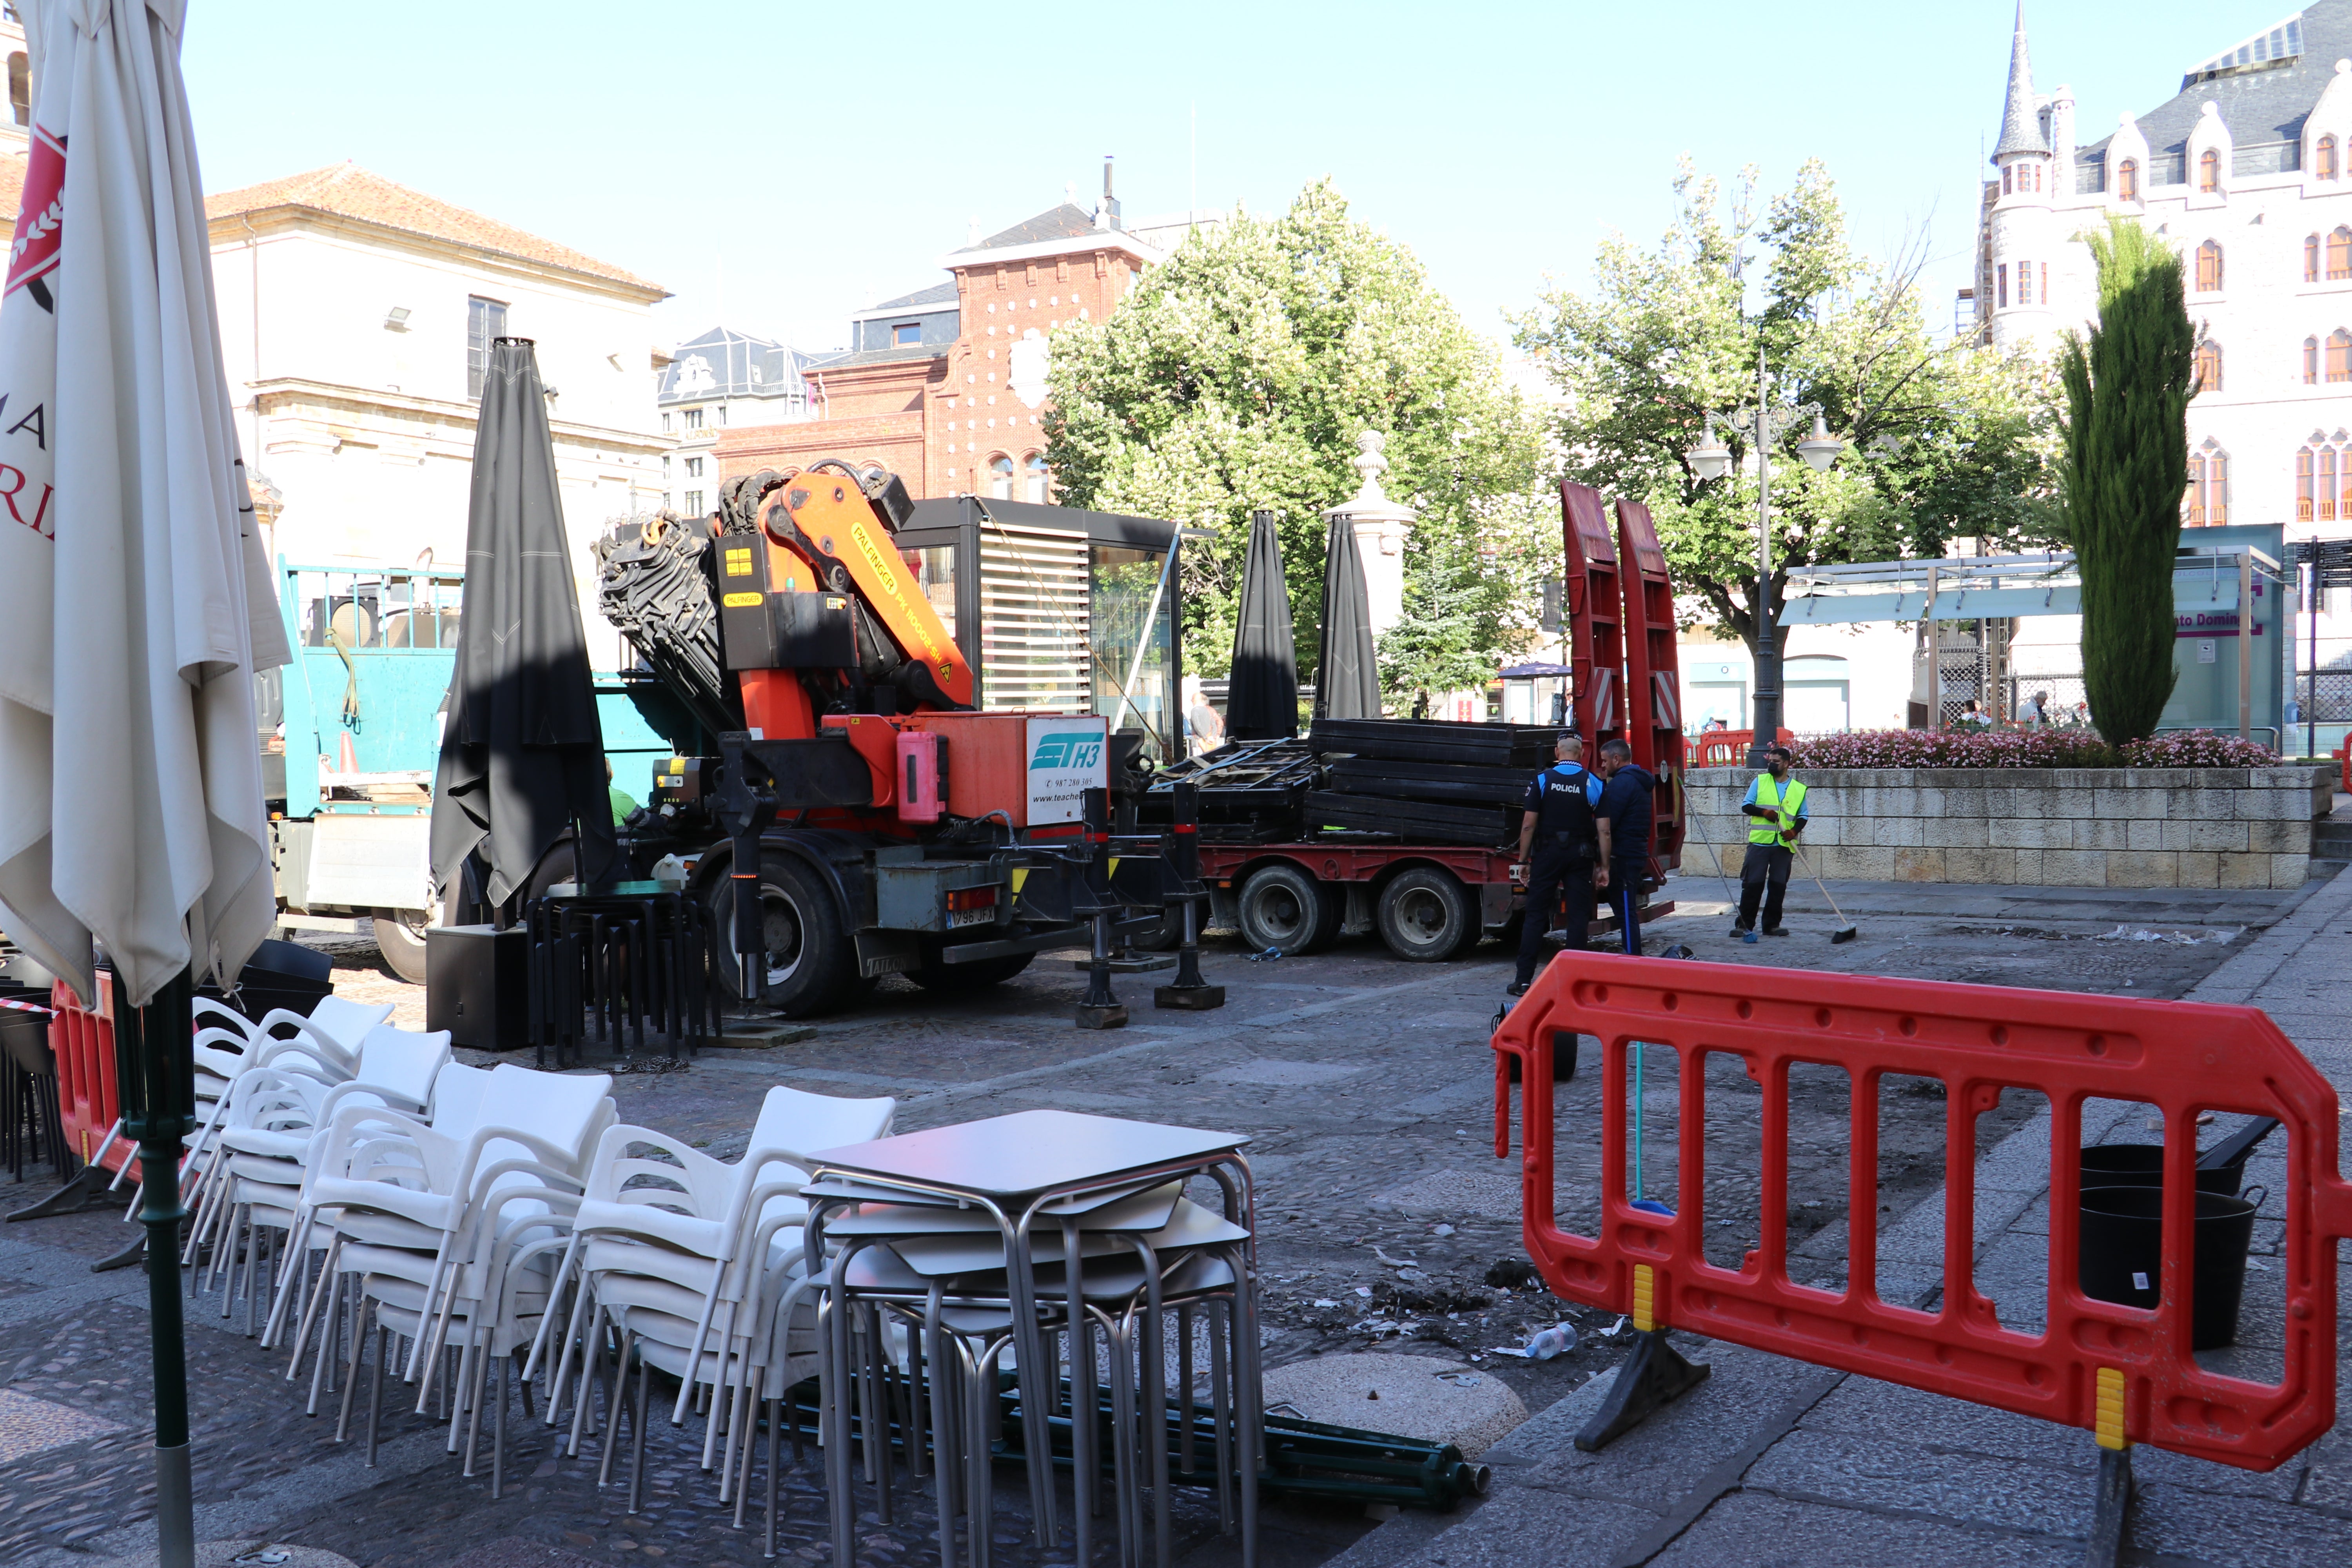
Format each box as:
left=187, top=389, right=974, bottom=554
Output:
left=1685, top=348, right=1843, bottom=767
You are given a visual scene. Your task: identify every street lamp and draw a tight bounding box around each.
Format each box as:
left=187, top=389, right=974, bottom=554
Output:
left=1686, top=351, right=1843, bottom=767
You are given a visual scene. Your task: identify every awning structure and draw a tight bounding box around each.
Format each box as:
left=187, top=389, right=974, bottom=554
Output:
left=1780, top=547, right=2284, bottom=626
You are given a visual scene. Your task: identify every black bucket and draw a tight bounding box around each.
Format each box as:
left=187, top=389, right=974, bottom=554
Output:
left=2080, top=1142, right=2244, bottom=1196
left=2078, top=1183, right=2263, bottom=1350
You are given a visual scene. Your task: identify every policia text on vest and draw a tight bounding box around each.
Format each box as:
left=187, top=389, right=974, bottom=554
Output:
left=1511, top=733, right=1607, bottom=994
left=1733, top=748, right=1809, bottom=938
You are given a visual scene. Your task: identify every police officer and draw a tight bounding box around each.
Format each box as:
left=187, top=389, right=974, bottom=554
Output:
left=1509, top=732, right=1604, bottom=996
left=1732, top=744, right=1808, bottom=938
left=1595, top=738, right=1655, bottom=956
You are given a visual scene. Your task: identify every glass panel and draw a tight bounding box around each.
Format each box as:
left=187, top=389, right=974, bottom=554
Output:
left=913, top=544, right=957, bottom=646
left=1091, top=543, right=1173, bottom=758
left=978, top=522, right=1090, bottom=713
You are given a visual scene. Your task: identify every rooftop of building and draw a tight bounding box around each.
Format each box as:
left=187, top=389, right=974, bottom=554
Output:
left=658, top=326, right=824, bottom=404
left=804, top=342, right=951, bottom=373
left=849, top=281, right=958, bottom=321
left=205, top=162, right=665, bottom=294
left=2075, top=1, right=2351, bottom=160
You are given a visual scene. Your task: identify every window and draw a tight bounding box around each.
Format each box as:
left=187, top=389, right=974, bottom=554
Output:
left=2187, top=444, right=2229, bottom=525
left=2199, top=148, right=2220, bottom=192
left=2195, top=339, right=2222, bottom=392
left=682, top=407, right=704, bottom=430
left=661, top=455, right=671, bottom=479
left=1997, top=263, right=2009, bottom=308
left=2196, top=240, right=2224, bottom=292
left=2119, top=158, right=2140, bottom=201
left=987, top=454, right=1014, bottom=500
left=2324, top=447, right=2338, bottom=521
left=684, top=490, right=704, bottom=515
left=2299, top=447, right=2315, bottom=520
left=2309, top=234, right=2323, bottom=282
left=715, top=405, right=726, bottom=426
left=893, top=322, right=920, bottom=346
left=2002, top=166, right=2013, bottom=195
left=661, top=411, right=673, bottom=433
left=465, top=296, right=506, bottom=399
left=1023, top=452, right=1049, bottom=503
left=2018, top=260, right=2034, bottom=305
left=2307, top=336, right=2322, bottom=384
left=2043, top=261, right=2050, bottom=302
left=7, top=52, right=26, bottom=127
left=684, top=457, right=702, bottom=478
left=2323, top=134, right=2340, bottom=180
left=2331, top=328, right=2352, bottom=381
left=2334, top=228, right=2352, bottom=280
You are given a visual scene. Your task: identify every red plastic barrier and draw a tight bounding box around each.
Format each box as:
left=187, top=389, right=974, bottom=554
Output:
left=1692, top=728, right=1792, bottom=768
left=2334, top=740, right=2347, bottom=796
left=49, top=972, right=136, bottom=1176
left=1492, top=953, right=2352, bottom=1470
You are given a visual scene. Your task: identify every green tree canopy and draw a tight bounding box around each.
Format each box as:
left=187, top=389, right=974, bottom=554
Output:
left=1511, top=158, right=2062, bottom=653
left=1044, top=180, right=1546, bottom=696
left=2062, top=218, right=2193, bottom=744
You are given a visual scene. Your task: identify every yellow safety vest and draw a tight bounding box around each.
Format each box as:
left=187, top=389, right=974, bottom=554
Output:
left=1748, top=774, right=1807, bottom=848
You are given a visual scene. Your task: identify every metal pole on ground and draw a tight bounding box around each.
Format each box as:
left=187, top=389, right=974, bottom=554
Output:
left=117, top=967, right=197, bottom=1568
left=1156, top=782, right=1225, bottom=1010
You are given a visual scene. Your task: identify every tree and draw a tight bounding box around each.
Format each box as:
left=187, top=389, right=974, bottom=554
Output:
left=1511, top=159, right=2062, bottom=655
left=2061, top=218, right=2192, bottom=744
left=1044, top=180, right=1546, bottom=697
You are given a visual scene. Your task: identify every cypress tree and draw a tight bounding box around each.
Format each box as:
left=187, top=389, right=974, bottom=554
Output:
left=2060, top=218, right=2194, bottom=744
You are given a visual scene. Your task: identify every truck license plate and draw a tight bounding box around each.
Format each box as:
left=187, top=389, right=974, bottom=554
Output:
left=949, top=907, right=993, bottom=928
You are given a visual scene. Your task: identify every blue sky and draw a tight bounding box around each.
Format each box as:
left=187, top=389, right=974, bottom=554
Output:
left=181, top=1, right=2299, bottom=356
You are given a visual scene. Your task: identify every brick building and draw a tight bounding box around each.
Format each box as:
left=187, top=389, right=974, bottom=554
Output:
left=718, top=163, right=1190, bottom=500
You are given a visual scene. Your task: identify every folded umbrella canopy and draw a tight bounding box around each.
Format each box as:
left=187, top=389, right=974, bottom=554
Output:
left=1225, top=508, right=1298, bottom=740
left=1316, top=513, right=1380, bottom=719
left=431, top=336, right=618, bottom=914
left=0, top=4, right=292, bottom=1561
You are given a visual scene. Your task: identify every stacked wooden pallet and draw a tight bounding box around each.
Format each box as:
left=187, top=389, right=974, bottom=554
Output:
left=1304, top=719, right=1563, bottom=845
left=1141, top=739, right=1320, bottom=841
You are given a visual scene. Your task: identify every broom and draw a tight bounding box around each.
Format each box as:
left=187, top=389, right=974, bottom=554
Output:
left=1794, top=839, right=1860, bottom=944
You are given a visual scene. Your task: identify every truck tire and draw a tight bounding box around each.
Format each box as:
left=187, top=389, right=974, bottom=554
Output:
left=704, top=850, right=857, bottom=1017
left=372, top=909, right=434, bottom=985
left=1377, top=867, right=1479, bottom=962
left=1236, top=863, right=1340, bottom=956
left=908, top=940, right=1036, bottom=991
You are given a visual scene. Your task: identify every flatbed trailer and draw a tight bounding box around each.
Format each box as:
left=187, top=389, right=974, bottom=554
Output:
left=1195, top=838, right=1673, bottom=963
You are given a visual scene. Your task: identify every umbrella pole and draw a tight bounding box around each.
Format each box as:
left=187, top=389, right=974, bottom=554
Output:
left=119, top=966, right=198, bottom=1568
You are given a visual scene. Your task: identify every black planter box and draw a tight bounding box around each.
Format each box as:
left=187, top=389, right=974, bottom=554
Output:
left=425, top=926, right=528, bottom=1050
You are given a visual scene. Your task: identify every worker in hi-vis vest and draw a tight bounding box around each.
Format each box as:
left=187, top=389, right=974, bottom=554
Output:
left=1732, top=744, right=1808, bottom=939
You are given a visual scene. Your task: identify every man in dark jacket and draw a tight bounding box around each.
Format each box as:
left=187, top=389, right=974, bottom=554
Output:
left=1595, top=739, right=1655, bottom=956
left=1508, top=732, right=1604, bottom=996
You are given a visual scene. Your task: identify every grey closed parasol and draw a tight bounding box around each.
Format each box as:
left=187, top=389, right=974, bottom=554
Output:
left=1315, top=514, right=1379, bottom=719
left=1225, top=509, right=1298, bottom=740
left=430, top=337, right=617, bottom=913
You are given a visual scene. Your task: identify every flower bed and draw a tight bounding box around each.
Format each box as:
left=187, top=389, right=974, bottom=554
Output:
left=1788, top=728, right=2277, bottom=771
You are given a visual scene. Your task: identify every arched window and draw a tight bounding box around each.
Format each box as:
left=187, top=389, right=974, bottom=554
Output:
left=2196, top=240, right=2224, bottom=292
left=2321, top=446, right=2337, bottom=521
left=2195, top=340, right=2222, bottom=392
left=987, top=453, right=1014, bottom=500
left=2308, top=336, right=2322, bottom=384
left=2118, top=158, right=2140, bottom=201
left=2187, top=443, right=2230, bottom=525
left=2330, top=329, right=2352, bottom=381
left=2299, top=446, right=2316, bottom=521
left=2199, top=148, right=2221, bottom=192
left=2323, top=134, right=2341, bottom=181
left=2002, top=165, right=2013, bottom=196
left=6, top=53, right=24, bottom=128
left=1022, top=452, right=1049, bottom=504
left=2333, top=228, right=2352, bottom=280
left=2309, top=234, right=2323, bottom=282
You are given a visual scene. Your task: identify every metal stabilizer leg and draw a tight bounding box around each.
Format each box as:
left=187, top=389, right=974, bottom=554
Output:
left=1075, top=788, right=1127, bottom=1029
left=1156, top=896, right=1224, bottom=1010
left=2084, top=1444, right=2133, bottom=1568
left=1573, top=1328, right=1710, bottom=1452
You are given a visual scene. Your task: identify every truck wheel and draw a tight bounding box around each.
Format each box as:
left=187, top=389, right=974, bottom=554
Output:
left=704, top=851, right=855, bottom=1017
left=909, top=940, right=1036, bottom=991
left=1236, top=863, right=1339, bottom=956
left=1377, top=868, right=1479, bottom=962
left=372, top=908, right=435, bottom=985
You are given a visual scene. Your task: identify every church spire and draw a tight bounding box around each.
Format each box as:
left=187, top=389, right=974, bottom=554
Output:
left=1993, top=2, right=2046, bottom=159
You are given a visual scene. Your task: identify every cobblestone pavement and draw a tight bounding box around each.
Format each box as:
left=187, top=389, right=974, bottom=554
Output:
left=0, top=873, right=2317, bottom=1568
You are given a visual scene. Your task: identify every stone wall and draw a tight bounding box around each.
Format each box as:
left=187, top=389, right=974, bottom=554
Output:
left=1684, top=766, right=2335, bottom=889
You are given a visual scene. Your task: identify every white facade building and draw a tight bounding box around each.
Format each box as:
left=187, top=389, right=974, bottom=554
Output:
left=204, top=163, right=671, bottom=668
left=1980, top=4, right=2352, bottom=538
left=657, top=326, right=823, bottom=516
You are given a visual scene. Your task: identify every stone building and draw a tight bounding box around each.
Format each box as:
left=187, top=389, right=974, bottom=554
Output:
left=658, top=326, right=822, bottom=515
left=719, top=160, right=1214, bottom=500
left=1978, top=3, right=2352, bottom=535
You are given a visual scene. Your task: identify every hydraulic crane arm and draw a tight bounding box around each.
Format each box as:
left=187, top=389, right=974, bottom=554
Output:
left=759, top=466, right=973, bottom=709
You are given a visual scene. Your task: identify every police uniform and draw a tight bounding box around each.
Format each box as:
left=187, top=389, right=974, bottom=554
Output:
left=1735, top=770, right=1808, bottom=935
left=1599, top=760, right=1657, bottom=956
left=1514, top=760, right=1603, bottom=987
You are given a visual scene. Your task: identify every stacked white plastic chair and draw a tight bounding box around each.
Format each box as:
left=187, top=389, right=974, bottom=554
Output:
left=272, top=1062, right=615, bottom=1490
